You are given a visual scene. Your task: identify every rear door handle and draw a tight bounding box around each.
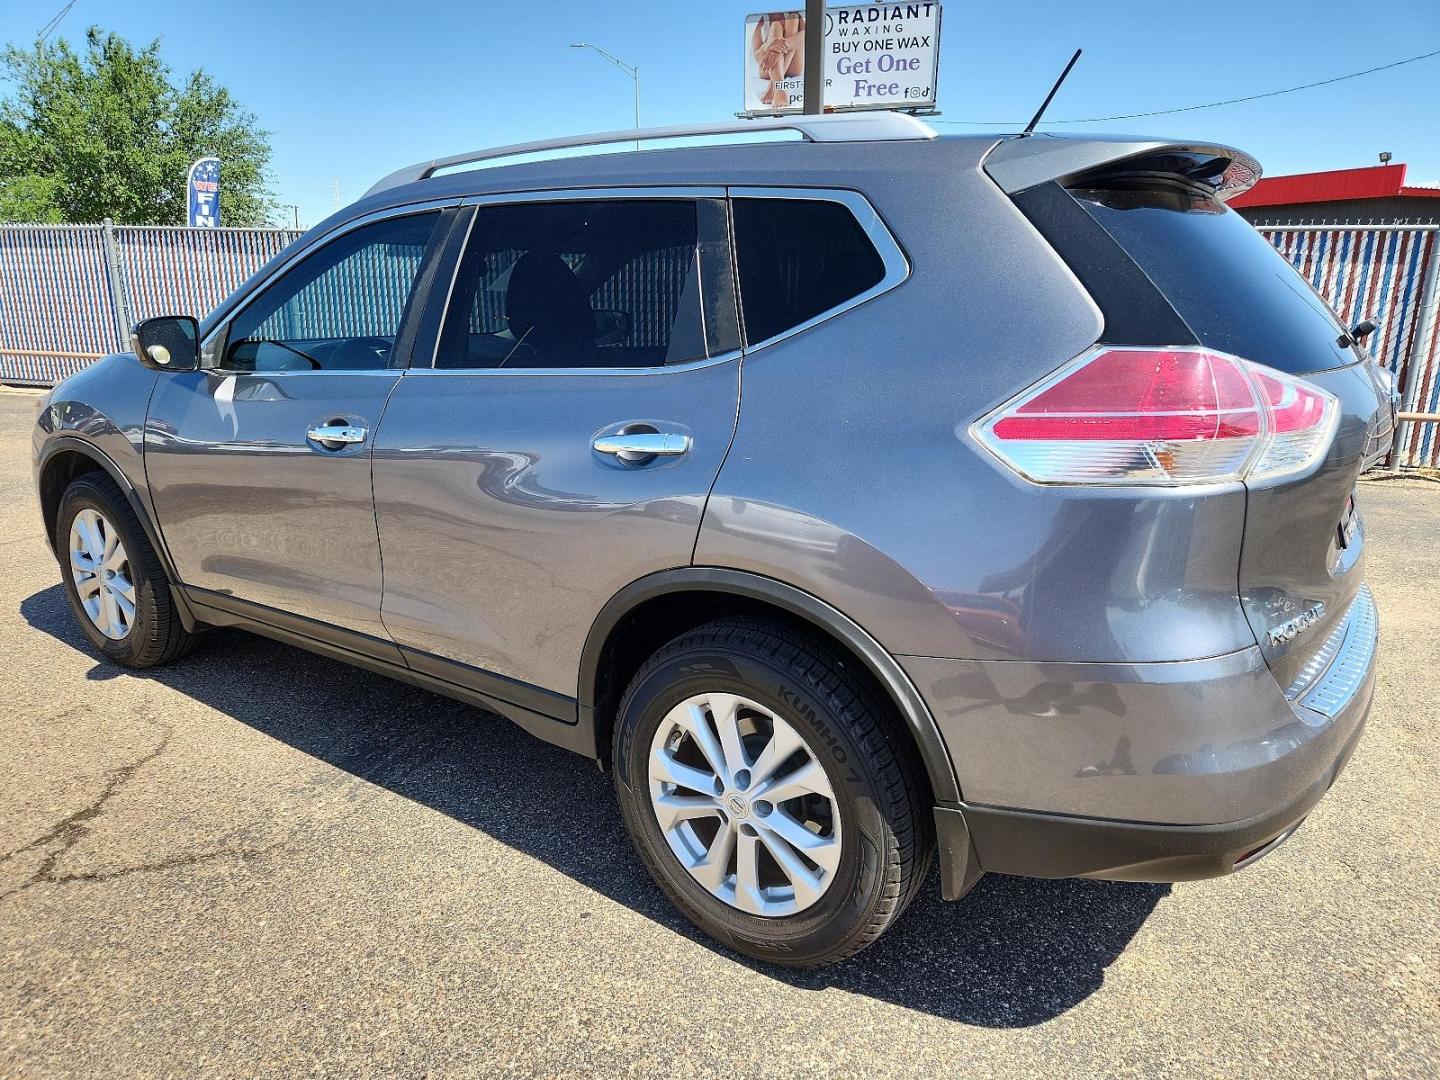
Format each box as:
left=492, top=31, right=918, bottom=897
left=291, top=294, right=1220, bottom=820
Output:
left=306, top=423, right=367, bottom=445
left=592, top=433, right=691, bottom=457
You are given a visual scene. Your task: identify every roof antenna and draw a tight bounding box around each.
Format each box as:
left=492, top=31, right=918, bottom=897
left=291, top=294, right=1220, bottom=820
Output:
left=1023, top=48, right=1082, bottom=135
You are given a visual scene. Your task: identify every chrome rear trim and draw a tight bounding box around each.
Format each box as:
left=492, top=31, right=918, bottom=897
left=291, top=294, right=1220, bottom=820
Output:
left=1286, top=583, right=1377, bottom=718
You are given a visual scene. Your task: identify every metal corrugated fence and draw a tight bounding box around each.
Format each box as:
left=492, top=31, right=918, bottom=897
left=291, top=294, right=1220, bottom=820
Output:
left=0, top=225, right=123, bottom=384
left=1257, top=224, right=1440, bottom=468
left=3, top=219, right=1439, bottom=466
left=250, top=242, right=427, bottom=343
left=117, top=227, right=301, bottom=328
left=0, top=221, right=301, bottom=385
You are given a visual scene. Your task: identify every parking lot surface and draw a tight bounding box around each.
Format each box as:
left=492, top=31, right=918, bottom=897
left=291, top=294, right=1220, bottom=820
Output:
left=1, top=387, right=1437, bottom=1078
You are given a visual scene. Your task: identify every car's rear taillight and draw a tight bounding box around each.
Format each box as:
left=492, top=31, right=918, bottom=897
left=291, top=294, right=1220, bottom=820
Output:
left=973, top=347, right=1338, bottom=486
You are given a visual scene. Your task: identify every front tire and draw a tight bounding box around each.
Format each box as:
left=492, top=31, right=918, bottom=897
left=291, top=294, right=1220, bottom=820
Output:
left=56, top=473, right=197, bottom=668
left=613, top=617, right=933, bottom=967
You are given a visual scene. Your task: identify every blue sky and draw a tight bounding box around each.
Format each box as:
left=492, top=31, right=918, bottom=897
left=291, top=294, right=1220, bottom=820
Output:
left=4, top=0, right=1438, bottom=226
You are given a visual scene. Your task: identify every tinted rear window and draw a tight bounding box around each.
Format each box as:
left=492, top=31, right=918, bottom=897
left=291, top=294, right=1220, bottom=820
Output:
left=1073, top=187, right=1354, bottom=374
left=732, top=198, right=886, bottom=345
left=434, top=199, right=708, bottom=369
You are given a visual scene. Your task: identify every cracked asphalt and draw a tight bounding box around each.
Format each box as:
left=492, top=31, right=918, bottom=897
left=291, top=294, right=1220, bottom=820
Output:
left=1, top=387, right=1437, bottom=1078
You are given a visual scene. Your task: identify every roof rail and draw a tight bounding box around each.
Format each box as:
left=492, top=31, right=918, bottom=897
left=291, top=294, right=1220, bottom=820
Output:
left=364, top=112, right=936, bottom=197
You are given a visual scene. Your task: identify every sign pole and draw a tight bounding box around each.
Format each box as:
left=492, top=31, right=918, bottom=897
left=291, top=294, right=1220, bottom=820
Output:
left=803, top=0, right=823, bottom=114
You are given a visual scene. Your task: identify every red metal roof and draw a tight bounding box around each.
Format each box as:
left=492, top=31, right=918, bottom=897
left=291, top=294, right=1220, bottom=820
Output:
left=1230, top=163, right=1440, bottom=208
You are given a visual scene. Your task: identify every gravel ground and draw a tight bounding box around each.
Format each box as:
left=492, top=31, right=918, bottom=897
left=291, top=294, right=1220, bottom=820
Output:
left=1, top=386, right=1437, bottom=1078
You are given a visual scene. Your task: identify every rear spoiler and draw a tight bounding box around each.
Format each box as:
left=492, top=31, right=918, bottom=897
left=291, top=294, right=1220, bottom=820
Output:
left=983, top=134, right=1262, bottom=203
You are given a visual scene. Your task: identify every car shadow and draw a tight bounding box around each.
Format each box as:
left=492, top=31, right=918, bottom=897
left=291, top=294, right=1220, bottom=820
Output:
left=21, top=583, right=1167, bottom=1027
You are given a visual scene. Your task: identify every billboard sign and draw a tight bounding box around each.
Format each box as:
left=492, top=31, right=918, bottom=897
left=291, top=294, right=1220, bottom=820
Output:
left=187, top=157, right=221, bottom=228
left=743, top=4, right=941, bottom=115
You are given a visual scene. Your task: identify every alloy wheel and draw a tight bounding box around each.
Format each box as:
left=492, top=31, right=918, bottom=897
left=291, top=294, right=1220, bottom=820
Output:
left=647, top=692, right=842, bottom=917
left=68, top=507, right=135, bottom=640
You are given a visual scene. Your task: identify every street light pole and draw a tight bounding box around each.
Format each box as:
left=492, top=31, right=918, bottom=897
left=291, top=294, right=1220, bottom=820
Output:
left=570, top=42, right=640, bottom=151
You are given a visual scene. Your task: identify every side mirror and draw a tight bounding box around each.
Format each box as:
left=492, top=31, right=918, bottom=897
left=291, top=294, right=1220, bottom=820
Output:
left=1339, top=318, right=1379, bottom=349
left=131, top=315, right=200, bottom=371
left=1349, top=319, right=1378, bottom=344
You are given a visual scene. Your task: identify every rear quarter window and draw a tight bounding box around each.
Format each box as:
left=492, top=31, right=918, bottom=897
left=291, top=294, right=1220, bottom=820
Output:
left=732, top=197, right=886, bottom=345
left=1074, top=187, right=1355, bottom=374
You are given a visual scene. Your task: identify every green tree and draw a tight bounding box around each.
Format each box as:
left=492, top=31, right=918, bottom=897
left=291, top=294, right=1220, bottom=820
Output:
left=0, top=27, right=275, bottom=225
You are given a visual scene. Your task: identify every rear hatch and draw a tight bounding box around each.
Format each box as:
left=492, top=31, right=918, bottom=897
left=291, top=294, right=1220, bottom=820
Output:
left=988, top=137, right=1387, bottom=690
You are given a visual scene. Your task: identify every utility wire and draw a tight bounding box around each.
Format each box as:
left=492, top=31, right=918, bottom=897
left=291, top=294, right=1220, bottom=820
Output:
left=934, top=48, right=1440, bottom=126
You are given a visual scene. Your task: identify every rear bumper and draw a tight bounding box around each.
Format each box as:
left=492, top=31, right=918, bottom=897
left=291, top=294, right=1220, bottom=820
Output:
left=916, top=586, right=1378, bottom=897
left=935, top=695, right=1368, bottom=895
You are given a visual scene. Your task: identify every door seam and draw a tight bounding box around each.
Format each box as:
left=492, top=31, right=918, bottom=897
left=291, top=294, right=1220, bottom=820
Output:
left=691, top=192, right=745, bottom=565
left=370, top=371, right=409, bottom=654
left=691, top=354, right=744, bottom=565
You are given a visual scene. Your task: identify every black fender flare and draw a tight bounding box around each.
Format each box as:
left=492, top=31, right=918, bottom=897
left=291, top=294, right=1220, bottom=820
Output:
left=37, top=435, right=200, bottom=632
left=578, top=567, right=962, bottom=805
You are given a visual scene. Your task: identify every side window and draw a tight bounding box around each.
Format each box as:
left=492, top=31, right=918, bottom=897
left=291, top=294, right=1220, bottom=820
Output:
left=222, top=212, right=440, bottom=372
left=435, top=199, right=720, bottom=370
left=732, top=197, right=887, bottom=345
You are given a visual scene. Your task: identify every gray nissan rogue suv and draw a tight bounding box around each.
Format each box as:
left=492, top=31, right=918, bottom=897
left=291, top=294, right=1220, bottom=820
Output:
left=33, top=114, right=1387, bottom=966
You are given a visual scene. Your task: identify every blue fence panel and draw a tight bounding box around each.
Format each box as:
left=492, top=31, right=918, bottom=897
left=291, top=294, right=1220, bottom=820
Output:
left=116, top=226, right=301, bottom=326
left=0, top=224, right=300, bottom=385
left=1260, top=226, right=1440, bottom=467
left=0, top=226, right=119, bottom=384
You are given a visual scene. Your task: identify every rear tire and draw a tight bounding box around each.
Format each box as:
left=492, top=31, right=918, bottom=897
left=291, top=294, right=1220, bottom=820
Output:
left=56, top=472, right=198, bottom=668
left=612, top=617, right=933, bottom=967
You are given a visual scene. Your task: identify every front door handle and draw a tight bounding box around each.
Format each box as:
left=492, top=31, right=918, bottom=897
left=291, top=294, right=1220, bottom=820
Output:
left=592, top=432, right=691, bottom=458
left=306, top=423, right=367, bottom=446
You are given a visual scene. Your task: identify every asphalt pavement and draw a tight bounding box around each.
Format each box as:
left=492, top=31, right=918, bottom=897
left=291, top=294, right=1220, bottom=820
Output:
left=1, top=386, right=1437, bottom=1078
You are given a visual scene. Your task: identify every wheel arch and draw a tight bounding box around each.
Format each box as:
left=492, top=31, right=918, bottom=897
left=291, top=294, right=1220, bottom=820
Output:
left=579, top=567, right=961, bottom=805
left=37, top=437, right=199, bottom=632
